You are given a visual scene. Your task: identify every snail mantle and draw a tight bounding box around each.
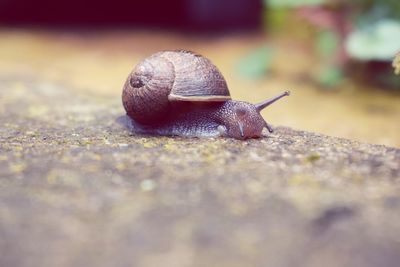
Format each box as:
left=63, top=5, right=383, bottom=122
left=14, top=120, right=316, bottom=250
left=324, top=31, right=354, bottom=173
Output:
left=121, top=50, right=290, bottom=140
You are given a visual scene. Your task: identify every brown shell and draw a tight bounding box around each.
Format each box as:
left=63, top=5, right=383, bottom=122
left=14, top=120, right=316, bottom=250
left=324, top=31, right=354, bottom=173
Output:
left=160, top=50, right=231, bottom=101
left=122, top=50, right=231, bottom=124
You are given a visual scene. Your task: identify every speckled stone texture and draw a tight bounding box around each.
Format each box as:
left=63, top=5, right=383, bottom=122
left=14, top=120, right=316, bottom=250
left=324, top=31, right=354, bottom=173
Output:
left=1, top=79, right=400, bottom=267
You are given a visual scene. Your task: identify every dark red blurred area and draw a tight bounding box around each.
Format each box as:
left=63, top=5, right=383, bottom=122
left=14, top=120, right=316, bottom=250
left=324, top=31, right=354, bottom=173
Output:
left=0, top=0, right=263, bottom=32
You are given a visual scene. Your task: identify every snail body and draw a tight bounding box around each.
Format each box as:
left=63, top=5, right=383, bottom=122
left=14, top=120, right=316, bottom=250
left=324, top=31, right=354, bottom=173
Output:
left=122, top=50, right=290, bottom=140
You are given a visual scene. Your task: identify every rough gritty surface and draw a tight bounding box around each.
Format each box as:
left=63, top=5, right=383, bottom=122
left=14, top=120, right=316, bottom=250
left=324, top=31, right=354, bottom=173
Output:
left=1, top=77, right=400, bottom=267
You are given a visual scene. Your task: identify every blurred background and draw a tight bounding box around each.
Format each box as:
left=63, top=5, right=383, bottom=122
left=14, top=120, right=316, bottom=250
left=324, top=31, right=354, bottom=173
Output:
left=1, top=0, right=399, bottom=146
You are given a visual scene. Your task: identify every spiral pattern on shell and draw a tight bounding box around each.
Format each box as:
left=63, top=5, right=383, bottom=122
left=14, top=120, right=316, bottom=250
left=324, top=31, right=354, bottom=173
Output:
left=122, top=50, right=230, bottom=124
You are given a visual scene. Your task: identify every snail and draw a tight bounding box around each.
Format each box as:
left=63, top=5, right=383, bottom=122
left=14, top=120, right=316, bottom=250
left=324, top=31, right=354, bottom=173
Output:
left=121, top=50, right=290, bottom=140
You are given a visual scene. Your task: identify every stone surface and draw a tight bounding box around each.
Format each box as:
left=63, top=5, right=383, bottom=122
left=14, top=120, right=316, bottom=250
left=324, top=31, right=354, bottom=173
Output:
left=1, top=74, right=400, bottom=267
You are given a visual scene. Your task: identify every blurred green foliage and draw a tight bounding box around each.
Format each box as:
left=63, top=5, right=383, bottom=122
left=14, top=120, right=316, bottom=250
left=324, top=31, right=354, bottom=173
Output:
left=262, top=0, right=400, bottom=88
left=236, top=46, right=274, bottom=79
left=345, top=20, right=400, bottom=61
left=316, top=31, right=343, bottom=87
left=354, top=0, right=400, bottom=22
left=316, top=66, right=343, bottom=88
left=346, top=0, right=400, bottom=62
left=316, top=30, right=339, bottom=58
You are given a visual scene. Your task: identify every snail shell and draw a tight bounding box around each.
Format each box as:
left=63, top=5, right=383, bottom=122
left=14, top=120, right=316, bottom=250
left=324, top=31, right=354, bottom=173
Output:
left=122, top=50, right=231, bottom=124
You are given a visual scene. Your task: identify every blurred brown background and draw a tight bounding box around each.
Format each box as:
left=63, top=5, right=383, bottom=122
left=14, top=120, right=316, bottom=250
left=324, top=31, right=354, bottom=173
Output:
left=1, top=0, right=400, bottom=146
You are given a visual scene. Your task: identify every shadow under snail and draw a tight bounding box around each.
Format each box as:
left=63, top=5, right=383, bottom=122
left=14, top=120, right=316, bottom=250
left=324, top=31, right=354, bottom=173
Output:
left=121, top=50, right=290, bottom=140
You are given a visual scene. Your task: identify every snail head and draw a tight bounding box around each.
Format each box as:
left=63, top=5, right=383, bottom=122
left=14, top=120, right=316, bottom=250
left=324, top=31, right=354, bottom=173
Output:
left=218, top=91, right=290, bottom=140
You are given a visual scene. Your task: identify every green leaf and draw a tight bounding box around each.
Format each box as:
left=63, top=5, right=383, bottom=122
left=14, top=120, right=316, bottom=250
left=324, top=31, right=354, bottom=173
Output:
left=316, top=66, right=343, bottom=88
left=316, top=30, right=339, bottom=58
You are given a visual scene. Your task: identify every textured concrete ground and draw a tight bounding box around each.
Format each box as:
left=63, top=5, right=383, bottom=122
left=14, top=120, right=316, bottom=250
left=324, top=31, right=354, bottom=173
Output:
left=1, top=72, right=400, bottom=267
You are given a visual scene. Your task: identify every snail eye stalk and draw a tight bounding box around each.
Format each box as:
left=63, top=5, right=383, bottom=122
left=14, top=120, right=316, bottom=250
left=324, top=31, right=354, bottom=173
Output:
left=255, top=91, right=290, bottom=112
left=264, top=121, right=273, bottom=133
